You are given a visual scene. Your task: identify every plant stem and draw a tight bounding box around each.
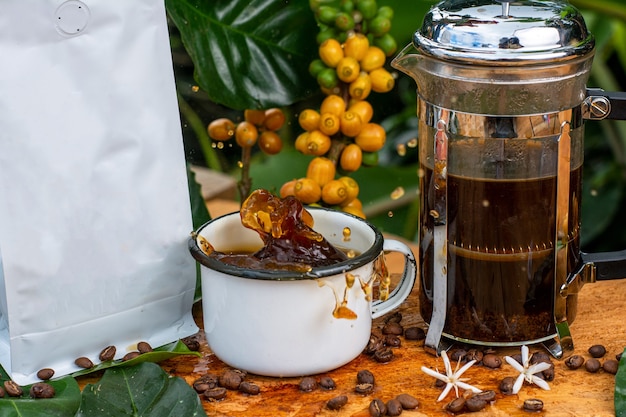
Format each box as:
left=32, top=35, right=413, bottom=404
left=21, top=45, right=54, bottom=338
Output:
left=177, top=92, right=222, bottom=171
left=238, top=146, right=253, bottom=202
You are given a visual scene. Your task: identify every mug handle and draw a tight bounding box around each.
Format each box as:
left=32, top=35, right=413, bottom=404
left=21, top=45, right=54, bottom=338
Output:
left=371, top=239, right=417, bottom=319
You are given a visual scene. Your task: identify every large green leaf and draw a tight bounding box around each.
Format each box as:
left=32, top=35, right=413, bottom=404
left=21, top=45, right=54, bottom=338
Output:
left=77, top=362, right=206, bottom=417
left=0, top=376, right=81, bottom=417
left=166, top=0, right=319, bottom=110
left=615, top=348, right=626, bottom=417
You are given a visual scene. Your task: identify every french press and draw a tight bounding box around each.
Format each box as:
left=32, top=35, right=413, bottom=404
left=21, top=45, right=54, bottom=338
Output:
left=392, top=0, right=626, bottom=358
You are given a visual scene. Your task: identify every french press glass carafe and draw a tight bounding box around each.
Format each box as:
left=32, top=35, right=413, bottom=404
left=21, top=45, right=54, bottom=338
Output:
left=392, top=0, right=626, bottom=358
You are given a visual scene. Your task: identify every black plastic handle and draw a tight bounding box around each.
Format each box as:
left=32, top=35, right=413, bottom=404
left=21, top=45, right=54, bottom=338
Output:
left=586, top=88, right=626, bottom=120
left=580, top=250, right=626, bottom=280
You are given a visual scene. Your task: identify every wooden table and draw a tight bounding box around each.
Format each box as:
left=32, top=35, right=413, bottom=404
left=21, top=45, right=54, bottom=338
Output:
left=159, top=200, right=626, bottom=416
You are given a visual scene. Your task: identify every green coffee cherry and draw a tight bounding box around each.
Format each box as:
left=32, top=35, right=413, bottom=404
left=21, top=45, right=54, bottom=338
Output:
left=335, top=12, right=355, bottom=31
left=317, top=6, right=339, bottom=25
left=373, top=33, right=397, bottom=56
left=361, top=151, right=379, bottom=167
left=356, top=0, right=377, bottom=20
left=317, top=67, right=339, bottom=89
left=316, top=27, right=338, bottom=44
left=308, top=59, right=328, bottom=78
left=340, top=0, right=355, bottom=13
left=377, top=5, right=394, bottom=20
left=368, top=15, right=390, bottom=37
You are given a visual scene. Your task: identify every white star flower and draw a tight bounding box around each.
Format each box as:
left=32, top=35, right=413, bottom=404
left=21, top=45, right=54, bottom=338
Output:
left=421, top=350, right=482, bottom=402
left=504, top=345, right=552, bottom=394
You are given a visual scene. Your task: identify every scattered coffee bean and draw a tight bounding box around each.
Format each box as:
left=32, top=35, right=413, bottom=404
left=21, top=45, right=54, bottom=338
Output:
left=355, top=382, right=374, bottom=395
left=137, top=341, right=153, bottom=354
left=434, top=378, right=446, bottom=388
left=220, top=370, right=243, bottom=390
left=603, top=359, right=619, bottom=375
left=445, top=397, right=466, bottom=413
left=530, top=351, right=552, bottom=365
left=523, top=398, right=544, bottom=412
left=465, top=349, right=483, bottom=363
left=589, top=344, right=607, bottom=358
left=99, top=345, right=116, bottom=362
left=4, top=380, right=22, bottom=397
left=182, top=335, right=200, bottom=352
left=193, top=374, right=218, bottom=393
left=541, top=364, right=555, bottom=381
left=499, top=376, right=515, bottom=395
left=204, top=387, right=227, bottom=401
left=565, top=354, right=585, bottom=370
left=238, top=381, right=260, bottom=395
left=385, top=335, right=402, bottom=348
left=75, top=357, right=94, bottom=369
left=365, top=333, right=384, bottom=355
left=395, top=393, right=419, bottom=409
left=474, top=389, right=496, bottom=403
left=450, top=349, right=466, bottom=363
left=386, top=398, right=403, bottom=416
left=404, top=326, right=425, bottom=341
left=482, top=353, right=502, bottom=369
left=36, top=368, right=54, bottom=381
left=369, top=398, right=386, bottom=417
left=299, top=376, right=317, bottom=392
left=465, top=396, right=487, bottom=412
left=585, top=358, right=601, bottom=373
left=319, top=376, right=336, bottom=390
left=357, top=369, right=375, bottom=385
left=510, top=353, right=522, bottom=365
left=122, top=351, right=140, bottom=361
left=326, top=395, right=348, bottom=411
left=382, top=322, right=404, bottom=336
left=385, top=311, right=402, bottom=324
left=29, top=382, right=55, bottom=399
left=373, top=348, right=394, bottom=363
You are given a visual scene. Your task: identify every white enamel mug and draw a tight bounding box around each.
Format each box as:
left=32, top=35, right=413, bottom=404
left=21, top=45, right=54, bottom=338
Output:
left=189, top=207, right=416, bottom=377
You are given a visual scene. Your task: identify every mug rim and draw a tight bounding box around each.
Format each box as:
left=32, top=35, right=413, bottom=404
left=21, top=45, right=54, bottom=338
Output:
left=188, top=206, right=384, bottom=281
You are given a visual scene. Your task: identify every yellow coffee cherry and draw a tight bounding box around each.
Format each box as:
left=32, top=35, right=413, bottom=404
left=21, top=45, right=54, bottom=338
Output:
left=306, top=130, right=332, bottom=156
left=341, top=195, right=362, bottom=210
left=355, top=123, right=386, bottom=152
left=207, top=118, right=235, bottom=141
left=280, top=179, right=297, bottom=198
left=322, top=179, right=349, bottom=206
left=319, top=112, right=341, bottom=136
left=339, top=111, right=363, bottom=137
left=343, top=33, right=370, bottom=61
left=263, top=108, right=286, bottom=131
left=360, top=46, right=386, bottom=72
left=342, top=203, right=366, bottom=219
left=338, top=176, right=360, bottom=203
left=244, top=109, right=265, bottom=126
left=335, top=56, right=360, bottom=83
left=349, top=72, right=372, bottom=100
left=298, top=109, right=320, bottom=131
left=369, top=68, right=395, bottom=93
left=294, top=177, right=322, bottom=205
left=319, top=38, right=344, bottom=68
left=235, top=121, right=259, bottom=147
left=339, top=143, right=363, bottom=172
left=348, top=100, right=374, bottom=124
left=295, top=131, right=310, bottom=154
left=258, top=130, right=283, bottom=155
left=320, top=94, right=346, bottom=118
left=307, top=157, right=336, bottom=188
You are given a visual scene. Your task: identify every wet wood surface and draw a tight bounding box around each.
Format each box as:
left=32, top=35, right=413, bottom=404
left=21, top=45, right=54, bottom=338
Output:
left=82, top=200, right=626, bottom=416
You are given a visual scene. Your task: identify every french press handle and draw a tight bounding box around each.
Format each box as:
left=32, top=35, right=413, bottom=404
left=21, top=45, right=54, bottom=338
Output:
left=585, top=88, right=626, bottom=120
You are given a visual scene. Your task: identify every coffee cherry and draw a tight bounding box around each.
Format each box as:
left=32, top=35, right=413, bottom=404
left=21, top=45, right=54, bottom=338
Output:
left=336, top=56, right=360, bottom=83
left=369, top=68, right=395, bottom=93
left=306, top=130, right=332, bottom=156
left=348, top=99, right=374, bottom=124
left=320, top=94, right=346, bottom=118
left=207, top=118, right=235, bottom=141
left=299, top=109, right=321, bottom=131
left=235, top=121, right=258, bottom=147
left=356, top=0, right=377, bottom=20
left=280, top=179, right=297, bottom=198
left=338, top=176, right=359, bottom=203
left=355, top=122, right=386, bottom=152
left=317, top=67, right=339, bottom=89
left=340, top=111, right=363, bottom=137
left=322, top=179, right=349, bottom=205
left=307, top=156, right=336, bottom=187
left=349, top=72, right=372, bottom=100
left=316, top=6, right=339, bottom=25
left=258, top=131, right=283, bottom=155
left=319, top=38, right=344, bottom=68
left=263, top=108, right=286, bottom=131
left=343, top=33, right=370, bottom=61
left=308, top=59, right=327, bottom=78
left=368, top=15, right=391, bottom=37
left=295, top=132, right=310, bottom=153
left=294, top=178, right=322, bottom=204
left=373, top=32, right=397, bottom=56
left=244, top=109, right=265, bottom=126
left=340, top=143, right=363, bottom=172
left=319, top=112, right=341, bottom=136
left=335, top=12, right=355, bottom=31
left=360, top=46, right=386, bottom=72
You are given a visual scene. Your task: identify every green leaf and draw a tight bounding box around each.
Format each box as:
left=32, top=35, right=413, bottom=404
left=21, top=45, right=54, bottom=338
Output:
left=77, top=362, right=206, bottom=417
left=0, top=376, right=81, bottom=417
left=166, top=0, right=319, bottom=110
left=615, top=348, right=626, bottom=417
left=70, top=340, right=201, bottom=379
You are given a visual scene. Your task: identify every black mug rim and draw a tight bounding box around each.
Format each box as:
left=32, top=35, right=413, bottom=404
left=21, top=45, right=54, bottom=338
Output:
left=188, top=207, right=385, bottom=281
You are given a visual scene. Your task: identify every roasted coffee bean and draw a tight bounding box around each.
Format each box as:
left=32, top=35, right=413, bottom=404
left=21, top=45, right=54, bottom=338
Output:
left=395, top=393, right=419, bottom=409
left=369, top=398, right=386, bottom=417
left=74, top=357, right=94, bottom=369
left=450, top=349, right=466, bottom=363
left=482, top=353, right=502, bottom=369
left=465, top=396, right=487, bottom=412
left=386, top=398, right=403, bottom=416
left=403, top=326, right=425, bottom=341
left=99, top=345, right=116, bottom=362
left=541, top=364, right=555, bottom=381
left=355, top=382, right=374, bottom=395
left=182, top=335, right=200, bottom=352
left=523, top=398, right=544, bottom=412
left=238, top=381, right=260, bottom=395
left=29, top=382, right=55, bottom=399
left=204, top=387, right=227, bottom=401
left=589, top=344, right=607, bottom=358
left=220, top=370, right=243, bottom=390
left=357, top=369, right=375, bottom=385
left=365, top=334, right=384, bottom=355
left=299, top=376, right=317, bottom=392
left=193, top=374, right=218, bottom=393
left=384, top=335, right=402, bottom=348
left=434, top=378, right=446, bottom=388
left=326, top=395, right=348, bottom=410
left=319, top=376, right=336, bottom=390
left=384, top=311, right=403, bottom=324
left=603, top=359, right=619, bottom=375
left=36, top=368, right=54, bottom=381
left=137, top=341, right=153, bottom=354
left=565, top=354, right=585, bottom=370
left=474, top=389, right=496, bottom=403
left=586, top=358, right=601, bottom=373
left=122, top=351, right=140, bottom=361
left=530, top=351, right=552, bottom=365
left=445, top=397, right=466, bottom=413
left=373, top=348, right=394, bottom=363
left=382, top=321, right=404, bottom=336
left=510, top=353, right=522, bottom=365
left=499, top=376, right=515, bottom=395
left=465, top=349, right=483, bottom=363
left=4, top=380, right=22, bottom=397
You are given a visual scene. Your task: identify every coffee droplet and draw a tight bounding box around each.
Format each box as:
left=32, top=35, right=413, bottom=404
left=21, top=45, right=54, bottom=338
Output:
left=390, top=187, right=404, bottom=200
left=342, top=227, right=352, bottom=241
